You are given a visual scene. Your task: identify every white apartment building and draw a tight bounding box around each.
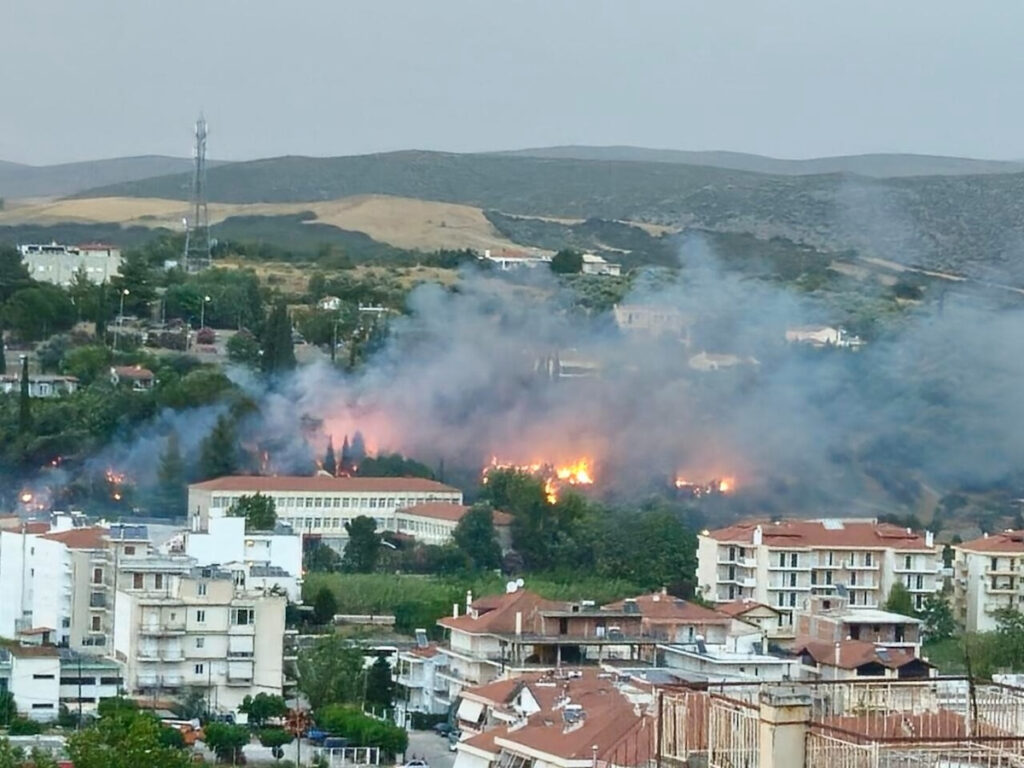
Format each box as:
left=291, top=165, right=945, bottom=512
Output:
left=188, top=476, right=464, bottom=547
left=659, top=632, right=798, bottom=683
left=113, top=561, right=286, bottom=713
left=697, top=519, right=941, bottom=632
left=18, top=242, right=122, bottom=286
left=394, top=636, right=450, bottom=724
left=953, top=530, right=1024, bottom=633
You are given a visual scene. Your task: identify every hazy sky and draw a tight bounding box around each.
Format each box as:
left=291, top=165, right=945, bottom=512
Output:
left=3, top=1, right=1021, bottom=165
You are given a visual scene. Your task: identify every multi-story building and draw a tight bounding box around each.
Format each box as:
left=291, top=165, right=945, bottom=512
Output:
left=394, top=634, right=450, bottom=725
left=697, top=519, right=941, bottom=632
left=188, top=476, right=464, bottom=548
left=113, top=561, right=286, bottom=712
left=18, top=242, right=122, bottom=286
left=953, top=529, right=1024, bottom=633
left=795, top=595, right=922, bottom=651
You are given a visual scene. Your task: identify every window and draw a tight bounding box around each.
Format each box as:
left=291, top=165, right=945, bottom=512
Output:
left=790, top=553, right=798, bottom=568
left=314, top=518, right=322, bottom=529
left=91, top=616, right=101, bottom=631
left=905, top=555, right=912, bottom=570
left=31, top=704, right=54, bottom=710
left=196, top=610, right=206, bottom=623
left=728, top=566, right=736, bottom=580
left=369, top=498, right=378, bottom=508
left=811, top=572, right=817, bottom=585
left=777, top=593, right=784, bottom=607
left=196, top=637, right=205, bottom=648
left=33, top=674, right=55, bottom=680
left=916, top=575, right=924, bottom=590
left=826, top=571, right=833, bottom=585
left=827, top=551, right=834, bottom=566
left=232, top=608, right=254, bottom=625
left=132, top=572, right=143, bottom=589
left=93, top=568, right=103, bottom=584
left=198, top=583, right=207, bottom=596
left=333, top=498, right=340, bottom=508
left=728, top=585, right=735, bottom=599
left=194, top=663, right=204, bottom=675
left=850, top=592, right=857, bottom=606
left=124, top=545, right=136, bottom=555
left=865, top=553, right=873, bottom=567
left=729, top=546, right=736, bottom=561
left=850, top=572, right=857, bottom=586
left=991, top=557, right=998, bottom=571
left=789, top=573, right=797, bottom=587
left=99, top=676, right=121, bottom=686
left=305, top=497, right=314, bottom=508
left=778, top=552, right=786, bottom=568
left=342, top=498, right=351, bottom=508
left=155, top=574, right=163, bottom=589
left=789, top=593, right=796, bottom=607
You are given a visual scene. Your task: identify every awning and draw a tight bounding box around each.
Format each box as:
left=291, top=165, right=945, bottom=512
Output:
left=457, top=698, right=485, bottom=724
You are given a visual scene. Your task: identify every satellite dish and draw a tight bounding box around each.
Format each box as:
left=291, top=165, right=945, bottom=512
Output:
left=516, top=578, right=525, bottom=587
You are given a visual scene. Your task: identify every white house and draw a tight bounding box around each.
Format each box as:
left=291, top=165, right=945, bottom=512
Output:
left=0, top=643, right=61, bottom=721
left=953, top=530, right=1024, bottom=633
left=18, top=242, right=122, bottom=287
left=659, top=632, right=797, bottom=682
left=785, top=325, right=864, bottom=348
left=580, top=253, right=622, bottom=276
left=0, top=375, right=79, bottom=398
left=480, top=249, right=551, bottom=271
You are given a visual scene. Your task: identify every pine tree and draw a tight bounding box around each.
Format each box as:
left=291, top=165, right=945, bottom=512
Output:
left=260, top=301, right=296, bottom=374
left=95, top=283, right=108, bottom=343
left=198, top=414, right=239, bottom=480
left=156, top=431, right=187, bottom=517
left=0, top=323, right=6, bottom=375
left=323, top=436, right=337, bottom=476
left=18, top=355, right=31, bottom=434
left=340, top=435, right=352, bottom=473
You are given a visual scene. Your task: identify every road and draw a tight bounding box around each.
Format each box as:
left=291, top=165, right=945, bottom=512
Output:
left=406, top=729, right=456, bottom=768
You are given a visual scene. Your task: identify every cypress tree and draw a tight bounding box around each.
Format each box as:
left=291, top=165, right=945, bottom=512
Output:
left=323, top=436, right=337, bottom=476
left=340, top=435, right=352, bottom=472
left=0, top=323, right=6, bottom=375
left=156, top=431, right=187, bottom=516
left=351, top=431, right=367, bottom=464
left=18, top=355, right=31, bottom=434
left=198, top=415, right=239, bottom=480
left=260, top=301, right=296, bottom=374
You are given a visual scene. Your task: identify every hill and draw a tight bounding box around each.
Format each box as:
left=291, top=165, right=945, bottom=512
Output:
left=76, top=150, right=1024, bottom=281
left=497, top=146, right=1024, bottom=178
left=0, top=155, right=226, bottom=199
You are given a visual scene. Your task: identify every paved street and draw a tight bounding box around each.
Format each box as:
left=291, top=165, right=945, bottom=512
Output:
left=406, top=729, right=456, bottom=768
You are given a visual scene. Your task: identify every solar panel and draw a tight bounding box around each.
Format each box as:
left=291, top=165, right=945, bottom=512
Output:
left=835, top=584, right=849, bottom=598
left=696, top=639, right=708, bottom=655
left=415, top=630, right=429, bottom=648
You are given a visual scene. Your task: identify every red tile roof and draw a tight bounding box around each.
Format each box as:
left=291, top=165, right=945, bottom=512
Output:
left=0, top=641, right=60, bottom=658
left=399, top=503, right=469, bottom=522
left=39, top=526, right=108, bottom=550
left=707, top=519, right=933, bottom=551
left=604, top=593, right=730, bottom=624
left=24, top=522, right=50, bottom=534
left=794, top=639, right=928, bottom=670
left=462, top=725, right=507, bottom=756
left=190, top=475, right=461, bottom=494
left=716, top=599, right=780, bottom=618
left=957, top=530, right=1024, bottom=554
left=438, top=589, right=564, bottom=634
left=112, top=366, right=154, bottom=380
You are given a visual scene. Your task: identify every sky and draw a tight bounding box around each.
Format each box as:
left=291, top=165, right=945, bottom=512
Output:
left=2, top=0, right=1021, bottom=165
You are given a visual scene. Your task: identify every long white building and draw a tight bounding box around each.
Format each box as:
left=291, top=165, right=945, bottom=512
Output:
left=953, top=529, right=1024, bottom=633
left=697, top=519, right=941, bottom=633
left=188, top=476, right=464, bottom=547
left=18, top=242, right=122, bottom=286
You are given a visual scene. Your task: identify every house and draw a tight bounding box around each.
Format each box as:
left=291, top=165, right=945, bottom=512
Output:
left=794, top=594, right=922, bottom=651
left=612, top=304, right=693, bottom=344
left=480, top=249, right=551, bottom=271
left=785, top=325, right=863, bottom=348
left=602, top=590, right=734, bottom=648
left=0, top=641, right=61, bottom=721
left=110, top=366, right=155, bottom=391
left=317, top=296, right=342, bottom=311
left=580, top=252, right=622, bottom=276
left=794, top=638, right=934, bottom=680
left=393, top=632, right=450, bottom=725
left=715, top=600, right=783, bottom=636
left=687, top=352, right=759, bottom=372
left=0, top=374, right=79, bottom=398
left=658, top=632, right=798, bottom=682
left=18, top=242, right=122, bottom=287
left=697, top=519, right=941, bottom=633
left=952, top=529, right=1024, bottom=632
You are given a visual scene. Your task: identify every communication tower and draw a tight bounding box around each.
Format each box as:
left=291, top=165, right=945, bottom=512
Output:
left=182, top=115, right=212, bottom=272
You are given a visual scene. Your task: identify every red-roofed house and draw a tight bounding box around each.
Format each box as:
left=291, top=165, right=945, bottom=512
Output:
left=697, top=519, right=941, bottom=635
left=603, top=590, right=733, bottom=647
left=953, top=530, right=1024, bottom=632
left=794, top=638, right=934, bottom=680
left=110, top=365, right=155, bottom=391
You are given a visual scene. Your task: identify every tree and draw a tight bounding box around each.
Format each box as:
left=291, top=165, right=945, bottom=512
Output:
left=110, top=252, right=156, bottom=315
left=304, top=541, right=341, bottom=572
left=203, top=722, right=250, bottom=764
left=170, top=686, right=207, bottom=720
left=296, top=636, right=366, bottom=711
left=364, top=656, right=395, bottom=712
left=550, top=249, right=583, bottom=274
left=229, top=493, right=277, bottom=531
left=0, top=244, right=32, bottom=304
left=260, top=301, right=296, bottom=374
left=198, top=414, right=239, bottom=480
left=323, top=437, right=337, bottom=476
left=154, top=431, right=187, bottom=517
left=61, top=345, right=112, bottom=385
left=453, top=504, right=501, bottom=570
left=226, top=329, right=261, bottom=367
left=0, top=323, right=6, bottom=376
left=2, top=284, right=76, bottom=341
left=355, top=453, right=434, bottom=479
left=313, top=585, right=338, bottom=625
left=18, top=355, right=31, bottom=435
left=315, top=706, right=407, bottom=758
left=66, top=705, right=191, bottom=768
left=342, top=516, right=381, bottom=573
left=258, top=728, right=293, bottom=760
left=239, top=693, right=288, bottom=728
left=920, top=593, right=957, bottom=642
left=883, top=582, right=916, bottom=616
left=0, top=691, right=15, bottom=727
left=350, top=431, right=367, bottom=464
left=7, top=719, right=41, bottom=736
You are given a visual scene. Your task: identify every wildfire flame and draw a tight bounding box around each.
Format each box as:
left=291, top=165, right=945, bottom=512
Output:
left=484, top=457, right=595, bottom=503
left=674, top=475, right=736, bottom=497
left=19, top=492, right=33, bottom=504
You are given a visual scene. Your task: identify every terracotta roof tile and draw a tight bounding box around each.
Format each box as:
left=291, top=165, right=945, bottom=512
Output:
left=603, top=593, right=730, bottom=623
left=438, top=589, right=564, bottom=634
left=957, top=530, right=1024, bottom=554
left=794, top=638, right=928, bottom=670
left=707, top=519, right=933, bottom=551
left=398, top=503, right=469, bottom=522
left=190, top=475, right=461, bottom=494
left=39, top=526, right=108, bottom=550
left=716, top=599, right=780, bottom=618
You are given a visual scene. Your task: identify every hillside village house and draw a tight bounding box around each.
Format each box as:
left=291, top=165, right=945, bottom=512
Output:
left=697, top=519, right=941, bottom=634
left=0, top=374, right=79, bottom=398
left=110, top=365, right=155, bottom=390
left=612, top=304, right=693, bottom=344
left=795, top=594, right=922, bottom=651
left=953, top=529, right=1024, bottom=632
left=18, top=242, right=122, bottom=287
left=785, top=325, right=864, bottom=348
left=580, top=252, right=622, bottom=276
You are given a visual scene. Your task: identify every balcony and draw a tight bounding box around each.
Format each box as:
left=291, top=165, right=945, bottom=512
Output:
left=140, top=622, right=185, bottom=636
left=161, top=650, right=184, bottom=662
left=138, top=648, right=161, bottom=661
left=227, top=651, right=254, bottom=659
left=985, top=566, right=1020, bottom=577
left=163, top=674, right=184, bottom=687
left=767, top=564, right=812, bottom=572
left=226, top=675, right=254, bottom=686
left=843, top=562, right=880, bottom=571
left=738, top=577, right=757, bottom=588
left=985, top=600, right=1014, bottom=613
left=986, top=582, right=1018, bottom=595
left=228, top=623, right=255, bottom=636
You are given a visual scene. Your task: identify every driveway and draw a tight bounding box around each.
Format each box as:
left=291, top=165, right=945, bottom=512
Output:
left=405, top=729, right=456, bottom=768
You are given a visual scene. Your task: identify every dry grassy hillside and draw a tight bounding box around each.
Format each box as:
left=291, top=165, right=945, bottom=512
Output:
left=0, top=194, right=526, bottom=253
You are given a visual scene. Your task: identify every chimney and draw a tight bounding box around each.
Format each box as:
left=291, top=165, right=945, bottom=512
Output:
left=925, top=531, right=934, bottom=548
left=466, top=590, right=473, bottom=613
left=515, top=611, right=523, bottom=636
left=834, top=642, right=841, bottom=668
left=453, top=603, right=459, bottom=619
left=761, top=634, right=769, bottom=655
left=753, top=525, right=763, bottom=547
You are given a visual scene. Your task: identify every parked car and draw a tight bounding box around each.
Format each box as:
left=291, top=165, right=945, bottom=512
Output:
left=432, top=722, right=454, bottom=737
left=323, top=737, right=349, bottom=750
left=306, top=728, right=328, bottom=746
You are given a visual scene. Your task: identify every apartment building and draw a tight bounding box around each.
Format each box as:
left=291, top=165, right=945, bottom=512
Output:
left=393, top=635, right=450, bottom=724
left=188, top=476, right=463, bottom=548
left=953, top=529, right=1024, bottom=633
left=795, top=595, right=922, bottom=651
left=113, top=561, right=286, bottom=713
left=697, top=519, right=941, bottom=632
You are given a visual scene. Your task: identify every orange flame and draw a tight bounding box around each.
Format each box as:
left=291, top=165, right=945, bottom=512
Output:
left=675, top=475, right=736, bottom=496
left=484, top=457, right=595, bottom=503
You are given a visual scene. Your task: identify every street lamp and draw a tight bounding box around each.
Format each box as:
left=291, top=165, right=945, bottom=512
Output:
left=200, top=295, right=211, bottom=330
left=115, top=289, right=130, bottom=350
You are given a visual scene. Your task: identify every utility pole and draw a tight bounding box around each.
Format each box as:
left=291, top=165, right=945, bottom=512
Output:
left=77, top=655, right=82, bottom=729
left=183, top=115, right=212, bottom=273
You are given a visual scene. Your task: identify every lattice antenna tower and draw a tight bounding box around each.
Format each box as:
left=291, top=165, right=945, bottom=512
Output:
left=182, top=114, right=211, bottom=272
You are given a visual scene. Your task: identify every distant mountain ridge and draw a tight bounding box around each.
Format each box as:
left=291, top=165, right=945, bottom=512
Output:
left=497, top=145, right=1024, bottom=178
left=0, top=155, right=226, bottom=199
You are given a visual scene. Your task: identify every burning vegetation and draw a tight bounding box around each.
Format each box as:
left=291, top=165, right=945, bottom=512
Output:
left=484, top=457, right=595, bottom=503
left=674, top=475, right=736, bottom=498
